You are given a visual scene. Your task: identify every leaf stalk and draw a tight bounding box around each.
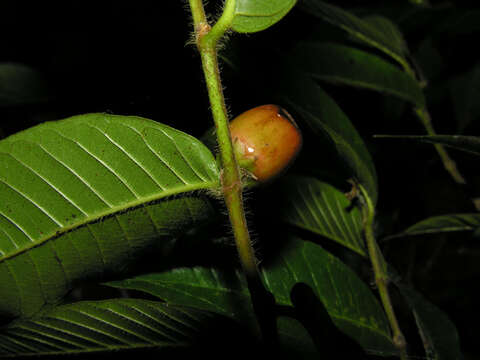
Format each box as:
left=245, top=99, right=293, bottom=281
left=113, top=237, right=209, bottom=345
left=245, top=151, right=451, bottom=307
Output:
left=360, top=186, right=408, bottom=360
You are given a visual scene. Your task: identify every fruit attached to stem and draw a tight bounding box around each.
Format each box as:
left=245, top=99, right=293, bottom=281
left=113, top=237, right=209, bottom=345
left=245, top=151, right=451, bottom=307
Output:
left=230, top=104, right=302, bottom=182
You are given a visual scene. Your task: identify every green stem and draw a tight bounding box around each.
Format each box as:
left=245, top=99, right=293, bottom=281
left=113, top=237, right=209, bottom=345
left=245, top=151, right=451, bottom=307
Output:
left=361, top=187, right=407, bottom=360
left=187, top=0, right=261, bottom=287
left=400, top=55, right=466, bottom=186
left=188, top=0, right=277, bottom=343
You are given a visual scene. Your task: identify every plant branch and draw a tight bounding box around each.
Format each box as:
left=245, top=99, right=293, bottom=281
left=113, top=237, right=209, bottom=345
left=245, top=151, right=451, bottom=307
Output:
left=188, top=0, right=257, bottom=278
left=401, top=58, right=467, bottom=186
left=187, top=0, right=276, bottom=342
left=189, top=0, right=277, bottom=345
left=361, top=186, right=408, bottom=360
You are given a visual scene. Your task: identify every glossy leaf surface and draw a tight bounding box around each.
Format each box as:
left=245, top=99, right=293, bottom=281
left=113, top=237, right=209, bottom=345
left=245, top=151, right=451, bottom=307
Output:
left=279, top=176, right=366, bottom=256
left=109, top=239, right=396, bottom=355
left=300, top=0, right=409, bottom=66
left=231, top=0, right=297, bottom=33
left=0, top=113, right=219, bottom=318
left=0, top=299, right=226, bottom=357
left=294, top=43, right=425, bottom=107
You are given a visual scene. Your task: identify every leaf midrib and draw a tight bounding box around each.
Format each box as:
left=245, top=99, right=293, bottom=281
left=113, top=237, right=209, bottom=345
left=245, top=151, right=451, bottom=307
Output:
left=0, top=181, right=218, bottom=264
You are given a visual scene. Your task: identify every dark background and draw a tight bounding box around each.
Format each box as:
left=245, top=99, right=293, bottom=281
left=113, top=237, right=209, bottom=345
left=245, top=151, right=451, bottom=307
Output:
left=1, top=1, right=480, bottom=359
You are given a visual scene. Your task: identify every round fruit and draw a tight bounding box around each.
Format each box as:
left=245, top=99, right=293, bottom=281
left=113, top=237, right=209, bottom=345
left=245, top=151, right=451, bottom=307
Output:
left=230, top=104, right=302, bottom=182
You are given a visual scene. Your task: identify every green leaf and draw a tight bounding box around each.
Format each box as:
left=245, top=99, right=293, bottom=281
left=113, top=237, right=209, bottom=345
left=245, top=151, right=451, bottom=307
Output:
left=396, top=283, right=463, bottom=360
left=231, top=0, right=297, bottom=33
left=294, top=42, right=425, bottom=107
left=300, top=0, right=409, bottom=66
left=281, top=72, right=378, bottom=206
left=0, top=63, right=51, bottom=107
left=279, top=176, right=366, bottom=256
left=362, top=15, right=409, bottom=56
left=450, top=64, right=480, bottom=132
left=0, top=113, right=220, bottom=319
left=108, top=239, right=397, bottom=355
left=386, top=213, right=480, bottom=240
left=374, top=135, right=480, bottom=157
left=0, top=298, right=228, bottom=357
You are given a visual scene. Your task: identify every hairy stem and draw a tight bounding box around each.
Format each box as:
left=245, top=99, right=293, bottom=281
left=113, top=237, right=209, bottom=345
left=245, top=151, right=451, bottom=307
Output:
left=189, top=0, right=277, bottom=345
left=187, top=1, right=276, bottom=341
left=188, top=0, right=258, bottom=279
left=361, top=187, right=407, bottom=360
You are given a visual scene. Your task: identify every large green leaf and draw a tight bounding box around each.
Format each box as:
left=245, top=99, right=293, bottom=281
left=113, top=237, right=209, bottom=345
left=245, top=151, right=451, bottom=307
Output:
left=374, top=135, right=480, bottom=157
left=396, top=283, right=463, bottom=360
left=0, top=63, right=51, bottom=107
left=386, top=213, right=480, bottom=240
left=231, top=0, right=297, bottom=33
left=300, top=0, right=409, bottom=67
left=108, top=239, right=397, bottom=355
left=0, top=298, right=229, bottom=357
left=278, top=176, right=366, bottom=256
left=281, top=72, right=378, bottom=205
left=294, top=42, right=425, bottom=107
left=0, top=113, right=220, bottom=319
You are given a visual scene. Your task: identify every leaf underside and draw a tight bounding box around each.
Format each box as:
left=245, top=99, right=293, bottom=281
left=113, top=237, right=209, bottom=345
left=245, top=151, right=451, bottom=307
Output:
left=232, top=0, right=297, bottom=33
left=0, top=299, right=224, bottom=357
left=109, top=239, right=397, bottom=355
left=278, top=176, right=366, bottom=256
left=0, top=113, right=219, bottom=318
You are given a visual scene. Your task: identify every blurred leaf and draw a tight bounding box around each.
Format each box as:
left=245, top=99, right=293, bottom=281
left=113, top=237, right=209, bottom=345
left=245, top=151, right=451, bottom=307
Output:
left=300, top=0, right=409, bottom=66
left=109, top=238, right=397, bottom=355
left=450, top=64, right=480, bottom=133
left=281, top=71, right=378, bottom=205
left=231, top=0, right=297, bottom=33
left=374, top=135, right=480, bottom=157
left=386, top=213, right=480, bottom=240
left=0, top=63, right=51, bottom=107
left=277, top=317, right=317, bottom=356
left=362, top=15, right=409, bottom=55
left=396, top=283, right=464, bottom=360
left=279, top=175, right=366, bottom=256
left=294, top=42, right=425, bottom=107
left=0, top=299, right=227, bottom=357
left=415, top=37, right=445, bottom=82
